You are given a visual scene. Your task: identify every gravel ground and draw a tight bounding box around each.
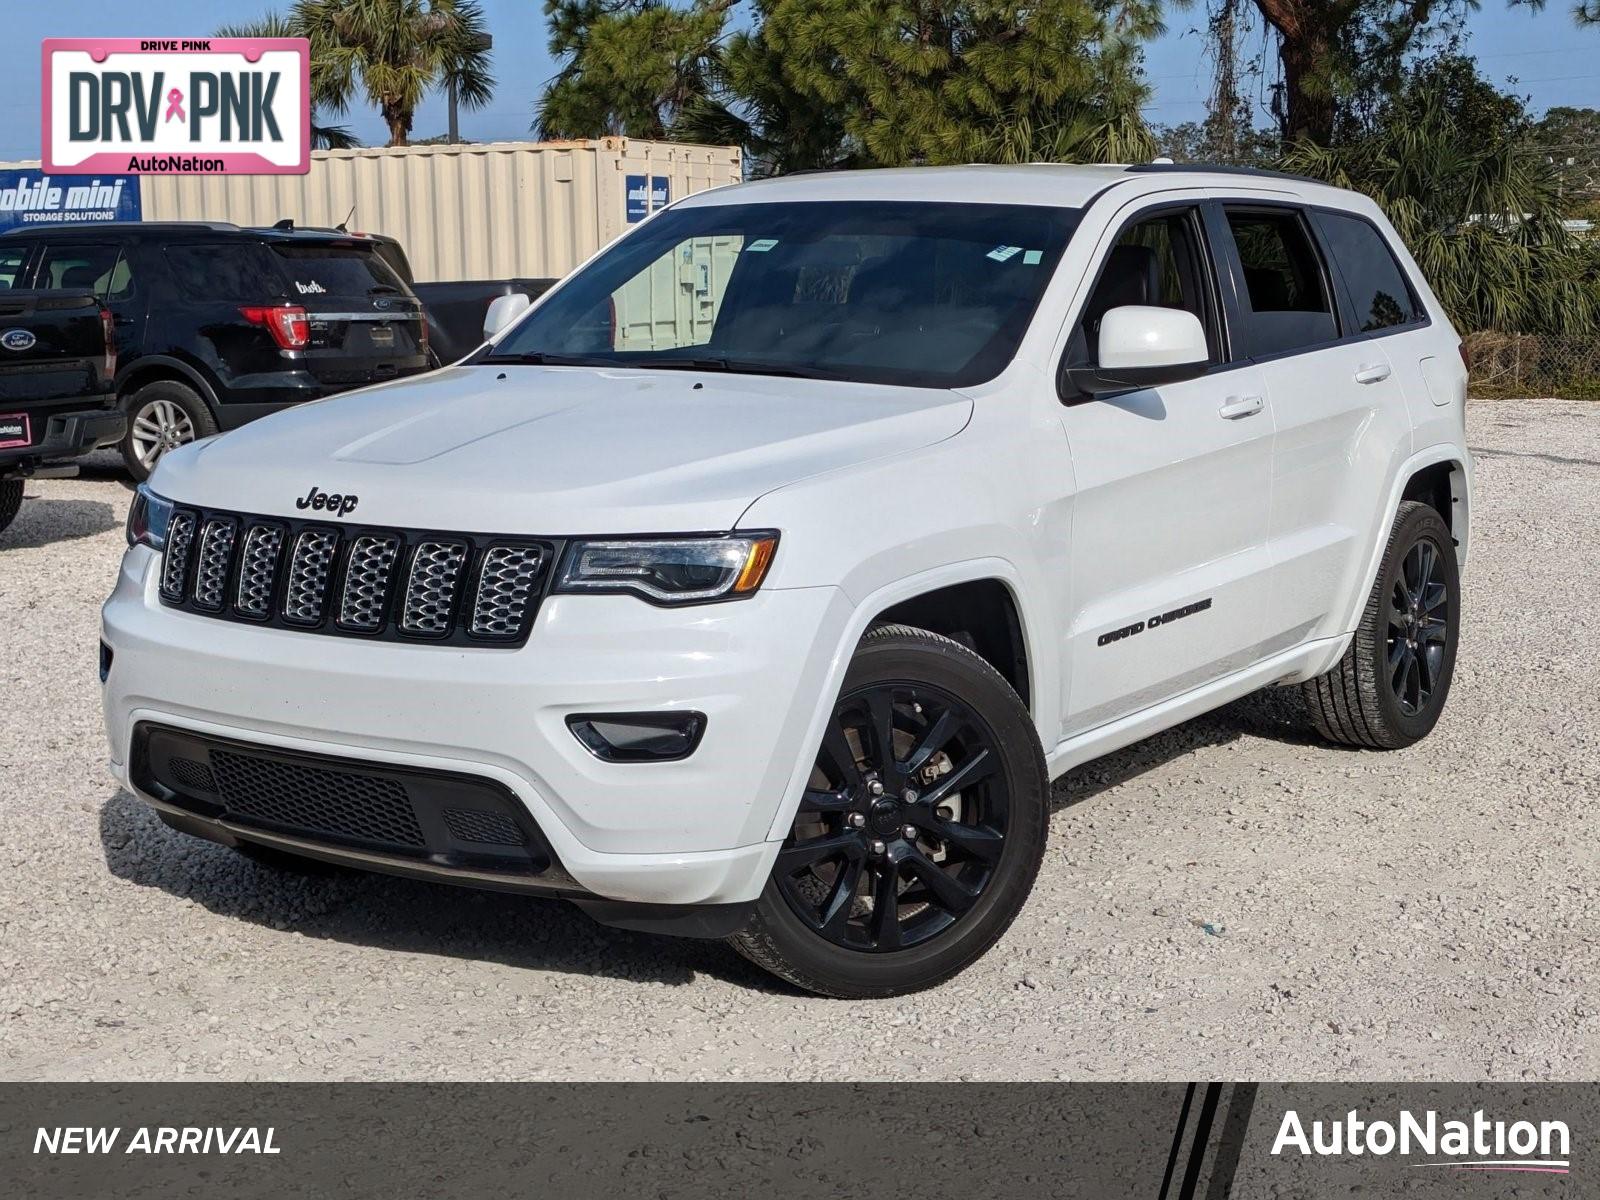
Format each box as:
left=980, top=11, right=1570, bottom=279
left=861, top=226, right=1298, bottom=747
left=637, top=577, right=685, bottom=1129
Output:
left=1, top=401, right=1595, bottom=1082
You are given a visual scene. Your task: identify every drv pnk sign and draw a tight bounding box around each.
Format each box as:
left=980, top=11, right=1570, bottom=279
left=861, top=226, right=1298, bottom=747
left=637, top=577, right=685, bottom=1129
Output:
left=42, top=38, right=310, bottom=176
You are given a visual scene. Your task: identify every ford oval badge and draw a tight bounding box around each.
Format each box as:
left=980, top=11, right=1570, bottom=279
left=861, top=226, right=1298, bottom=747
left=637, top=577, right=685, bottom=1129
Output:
left=1, top=329, right=37, bottom=352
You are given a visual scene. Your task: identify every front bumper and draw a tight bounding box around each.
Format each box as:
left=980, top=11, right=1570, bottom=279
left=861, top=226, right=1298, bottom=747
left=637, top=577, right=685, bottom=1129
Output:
left=0, top=406, right=124, bottom=476
left=102, top=544, right=849, bottom=907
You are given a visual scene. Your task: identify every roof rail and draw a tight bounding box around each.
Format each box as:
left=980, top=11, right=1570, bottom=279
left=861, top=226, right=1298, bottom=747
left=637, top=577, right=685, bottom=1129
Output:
left=1124, top=162, right=1324, bottom=185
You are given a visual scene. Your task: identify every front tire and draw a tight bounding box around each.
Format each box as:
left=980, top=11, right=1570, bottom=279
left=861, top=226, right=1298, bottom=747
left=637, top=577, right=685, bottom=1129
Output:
left=730, top=624, right=1048, bottom=998
left=1303, top=500, right=1460, bottom=749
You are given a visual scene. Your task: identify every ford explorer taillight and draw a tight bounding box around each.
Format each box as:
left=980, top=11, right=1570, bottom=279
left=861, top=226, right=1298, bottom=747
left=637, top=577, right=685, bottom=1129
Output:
left=239, top=304, right=311, bottom=350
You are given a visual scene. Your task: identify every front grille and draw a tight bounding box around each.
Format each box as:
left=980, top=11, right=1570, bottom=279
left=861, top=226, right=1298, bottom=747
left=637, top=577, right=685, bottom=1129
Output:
left=401, top=540, right=468, bottom=637
left=282, top=529, right=338, bottom=625
left=160, top=511, right=198, bottom=601
left=133, top=723, right=571, bottom=885
left=235, top=524, right=284, bottom=618
left=192, top=518, right=238, bottom=611
left=443, top=807, right=527, bottom=847
left=210, top=749, right=427, bottom=848
left=339, top=535, right=399, bottom=630
left=471, top=544, right=546, bottom=639
left=169, top=756, right=217, bottom=793
left=156, top=504, right=554, bottom=647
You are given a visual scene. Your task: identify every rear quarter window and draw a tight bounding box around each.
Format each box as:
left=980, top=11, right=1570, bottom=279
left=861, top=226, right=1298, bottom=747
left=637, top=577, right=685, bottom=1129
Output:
left=165, top=243, right=287, bottom=301
left=1317, top=211, right=1425, bottom=332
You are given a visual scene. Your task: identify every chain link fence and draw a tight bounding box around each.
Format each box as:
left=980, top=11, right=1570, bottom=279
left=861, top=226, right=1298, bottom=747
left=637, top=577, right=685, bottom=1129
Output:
left=1464, top=331, right=1600, bottom=400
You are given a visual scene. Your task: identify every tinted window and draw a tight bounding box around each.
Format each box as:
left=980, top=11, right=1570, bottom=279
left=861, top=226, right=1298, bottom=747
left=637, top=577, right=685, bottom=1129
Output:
left=166, top=243, right=288, bottom=301
left=1224, top=209, right=1336, bottom=357
left=270, top=244, right=407, bottom=298
left=484, top=200, right=1079, bottom=389
left=37, top=244, right=135, bottom=300
left=1075, top=208, right=1215, bottom=364
left=0, top=246, right=26, bottom=289
left=1319, top=212, right=1422, bottom=332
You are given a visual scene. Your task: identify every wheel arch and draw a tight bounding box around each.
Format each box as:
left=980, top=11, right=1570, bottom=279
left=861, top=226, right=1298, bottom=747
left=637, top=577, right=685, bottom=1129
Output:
left=1336, top=444, right=1471, bottom=636
left=762, top=558, right=1055, bottom=843
left=874, top=577, right=1032, bottom=710
left=117, top=356, right=221, bottom=416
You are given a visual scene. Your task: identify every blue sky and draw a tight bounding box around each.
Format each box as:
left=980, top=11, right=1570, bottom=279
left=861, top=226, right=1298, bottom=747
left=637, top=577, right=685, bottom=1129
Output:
left=2, top=0, right=1594, bottom=160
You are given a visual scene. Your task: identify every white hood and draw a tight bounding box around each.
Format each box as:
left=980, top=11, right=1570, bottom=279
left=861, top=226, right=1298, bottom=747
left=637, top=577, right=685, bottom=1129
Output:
left=154, top=364, right=973, bottom=533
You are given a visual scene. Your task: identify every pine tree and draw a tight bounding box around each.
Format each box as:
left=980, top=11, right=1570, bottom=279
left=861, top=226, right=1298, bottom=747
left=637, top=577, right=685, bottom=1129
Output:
left=759, top=0, right=1163, bottom=165
left=536, top=0, right=736, bottom=139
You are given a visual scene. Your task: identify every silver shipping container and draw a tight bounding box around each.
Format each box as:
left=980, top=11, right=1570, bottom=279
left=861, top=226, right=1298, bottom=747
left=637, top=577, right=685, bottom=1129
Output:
left=0, top=138, right=742, bottom=283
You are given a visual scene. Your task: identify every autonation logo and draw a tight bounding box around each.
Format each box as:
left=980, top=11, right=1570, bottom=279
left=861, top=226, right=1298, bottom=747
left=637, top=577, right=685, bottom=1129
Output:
left=1273, top=1108, right=1571, bottom=1175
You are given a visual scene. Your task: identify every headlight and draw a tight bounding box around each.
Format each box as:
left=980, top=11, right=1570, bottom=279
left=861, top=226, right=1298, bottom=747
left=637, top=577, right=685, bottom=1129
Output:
left=125, top=484, right=174, bottom=551
left=555, top=533, right=778, bottom=605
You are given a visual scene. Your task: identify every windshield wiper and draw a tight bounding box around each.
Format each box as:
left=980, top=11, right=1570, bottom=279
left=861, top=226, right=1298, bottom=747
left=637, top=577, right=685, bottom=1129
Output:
left=632, top=356, right=833, bottom=380
left=480, top=351, right=622, bottom=367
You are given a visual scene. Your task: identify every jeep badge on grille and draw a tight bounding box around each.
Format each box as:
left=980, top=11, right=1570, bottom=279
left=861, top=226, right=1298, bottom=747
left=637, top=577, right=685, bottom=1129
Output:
left=296, top=486, right=359, bottom=516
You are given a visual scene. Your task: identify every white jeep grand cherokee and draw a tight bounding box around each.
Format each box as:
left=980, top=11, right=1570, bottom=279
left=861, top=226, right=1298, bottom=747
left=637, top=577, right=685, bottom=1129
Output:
left=103, top=164, right=1470, bottom=997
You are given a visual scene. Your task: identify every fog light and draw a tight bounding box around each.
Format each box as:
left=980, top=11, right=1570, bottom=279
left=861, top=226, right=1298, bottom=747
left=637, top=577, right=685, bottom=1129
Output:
left=566, top=712, right=706, bottom=762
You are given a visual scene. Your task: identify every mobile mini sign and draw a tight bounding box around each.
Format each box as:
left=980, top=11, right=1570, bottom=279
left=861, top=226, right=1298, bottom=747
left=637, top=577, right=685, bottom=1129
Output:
left=42, top=38, right=310, bottom=176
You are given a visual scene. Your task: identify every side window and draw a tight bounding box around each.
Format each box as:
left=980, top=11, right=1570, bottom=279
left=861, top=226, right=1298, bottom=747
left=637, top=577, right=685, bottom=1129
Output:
left=1223, top=208, right=1337, bottom=358
left=1073, top=208, right=1216, bottom=366
left=165, top=244, right=286, bottom=301
left=1317, top=212, right=1423, bottom=332
left=0, top=246, right=27, bottom=289
left=37, top=244, right=135, bottom=302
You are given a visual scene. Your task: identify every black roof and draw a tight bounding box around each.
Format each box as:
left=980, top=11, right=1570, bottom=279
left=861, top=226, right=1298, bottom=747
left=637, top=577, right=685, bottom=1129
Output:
left=0, top=220, right=383, bottom=243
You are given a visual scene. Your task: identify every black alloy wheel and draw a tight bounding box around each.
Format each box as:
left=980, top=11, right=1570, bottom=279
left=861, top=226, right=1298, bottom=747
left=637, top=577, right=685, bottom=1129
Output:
left=1387, top=536, right=1450, bottom=716
left=729, top=624, right=1048, bottom=998
left=775, top=680, right=1010, bottom=952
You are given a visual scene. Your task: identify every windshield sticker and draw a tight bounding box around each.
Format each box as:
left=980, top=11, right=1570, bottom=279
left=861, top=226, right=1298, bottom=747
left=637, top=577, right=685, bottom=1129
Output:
left=295, top=280, right=327, bottom=295
left=987, top=244, right=1022, bottom=262
left=746, top=238, right=780, bottom=253
left=1023, top=249, right=1043, bottom=265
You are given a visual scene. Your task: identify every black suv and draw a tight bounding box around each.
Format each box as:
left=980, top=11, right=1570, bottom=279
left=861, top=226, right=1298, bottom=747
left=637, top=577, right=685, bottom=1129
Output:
left=0, top=222, right=429, bottom=478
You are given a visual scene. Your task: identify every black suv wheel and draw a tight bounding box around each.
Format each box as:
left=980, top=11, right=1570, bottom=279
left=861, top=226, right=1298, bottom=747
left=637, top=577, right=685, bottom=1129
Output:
left=123, top=380, right=216, bottom=481
left=730, top=623, right=1048, bottom=998
left=1304, top=500, right=1460, bottom=749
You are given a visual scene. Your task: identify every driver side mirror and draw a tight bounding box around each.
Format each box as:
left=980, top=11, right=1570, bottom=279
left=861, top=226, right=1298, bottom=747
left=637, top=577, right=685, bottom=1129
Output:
left=1064, top=305, right=1209, bottom=397
left=483, top=292, right=532, bottom=342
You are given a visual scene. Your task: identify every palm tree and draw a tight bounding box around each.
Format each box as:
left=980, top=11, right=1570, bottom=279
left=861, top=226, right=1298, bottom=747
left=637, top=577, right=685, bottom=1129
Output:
left=1282, top=55, right=1600, bottom=335
left=215, top=12, right=361, bottom=149
left=295, top=0, right=495, bottom=147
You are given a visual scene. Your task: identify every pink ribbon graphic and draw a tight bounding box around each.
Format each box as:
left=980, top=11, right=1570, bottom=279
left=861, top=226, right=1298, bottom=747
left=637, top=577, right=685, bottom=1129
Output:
left=164, top=88, right=185, bottom=123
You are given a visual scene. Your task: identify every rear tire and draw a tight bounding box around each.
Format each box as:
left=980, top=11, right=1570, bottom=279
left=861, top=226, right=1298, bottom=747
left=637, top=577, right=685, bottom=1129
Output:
left=729, top=623, right=1048, bottom=998
left=122, top=380, right=216, bottom=481
left=1303, top=500, right=1459, bottom=749
left=0, top=478, right=21, bottom=538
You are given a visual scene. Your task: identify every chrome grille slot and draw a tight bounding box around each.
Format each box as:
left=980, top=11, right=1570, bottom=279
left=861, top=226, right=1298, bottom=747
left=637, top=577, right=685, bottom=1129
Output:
left=282, top=529, right=339, bottom=625
left=191, top=517, right=238, bottom=611
left=470, top=544, right=545, bottom=639
left=234, top=524, right=284, bottom=618
left=160, top=510, right=198, bottom=602
left=339, top=534, right=400, bottom=631
left=401, top=541, right=468, bottom=637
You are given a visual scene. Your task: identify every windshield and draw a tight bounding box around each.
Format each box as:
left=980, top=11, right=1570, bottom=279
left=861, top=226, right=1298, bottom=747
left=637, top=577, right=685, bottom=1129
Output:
left=479, top=200, right=1079, bottom=388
